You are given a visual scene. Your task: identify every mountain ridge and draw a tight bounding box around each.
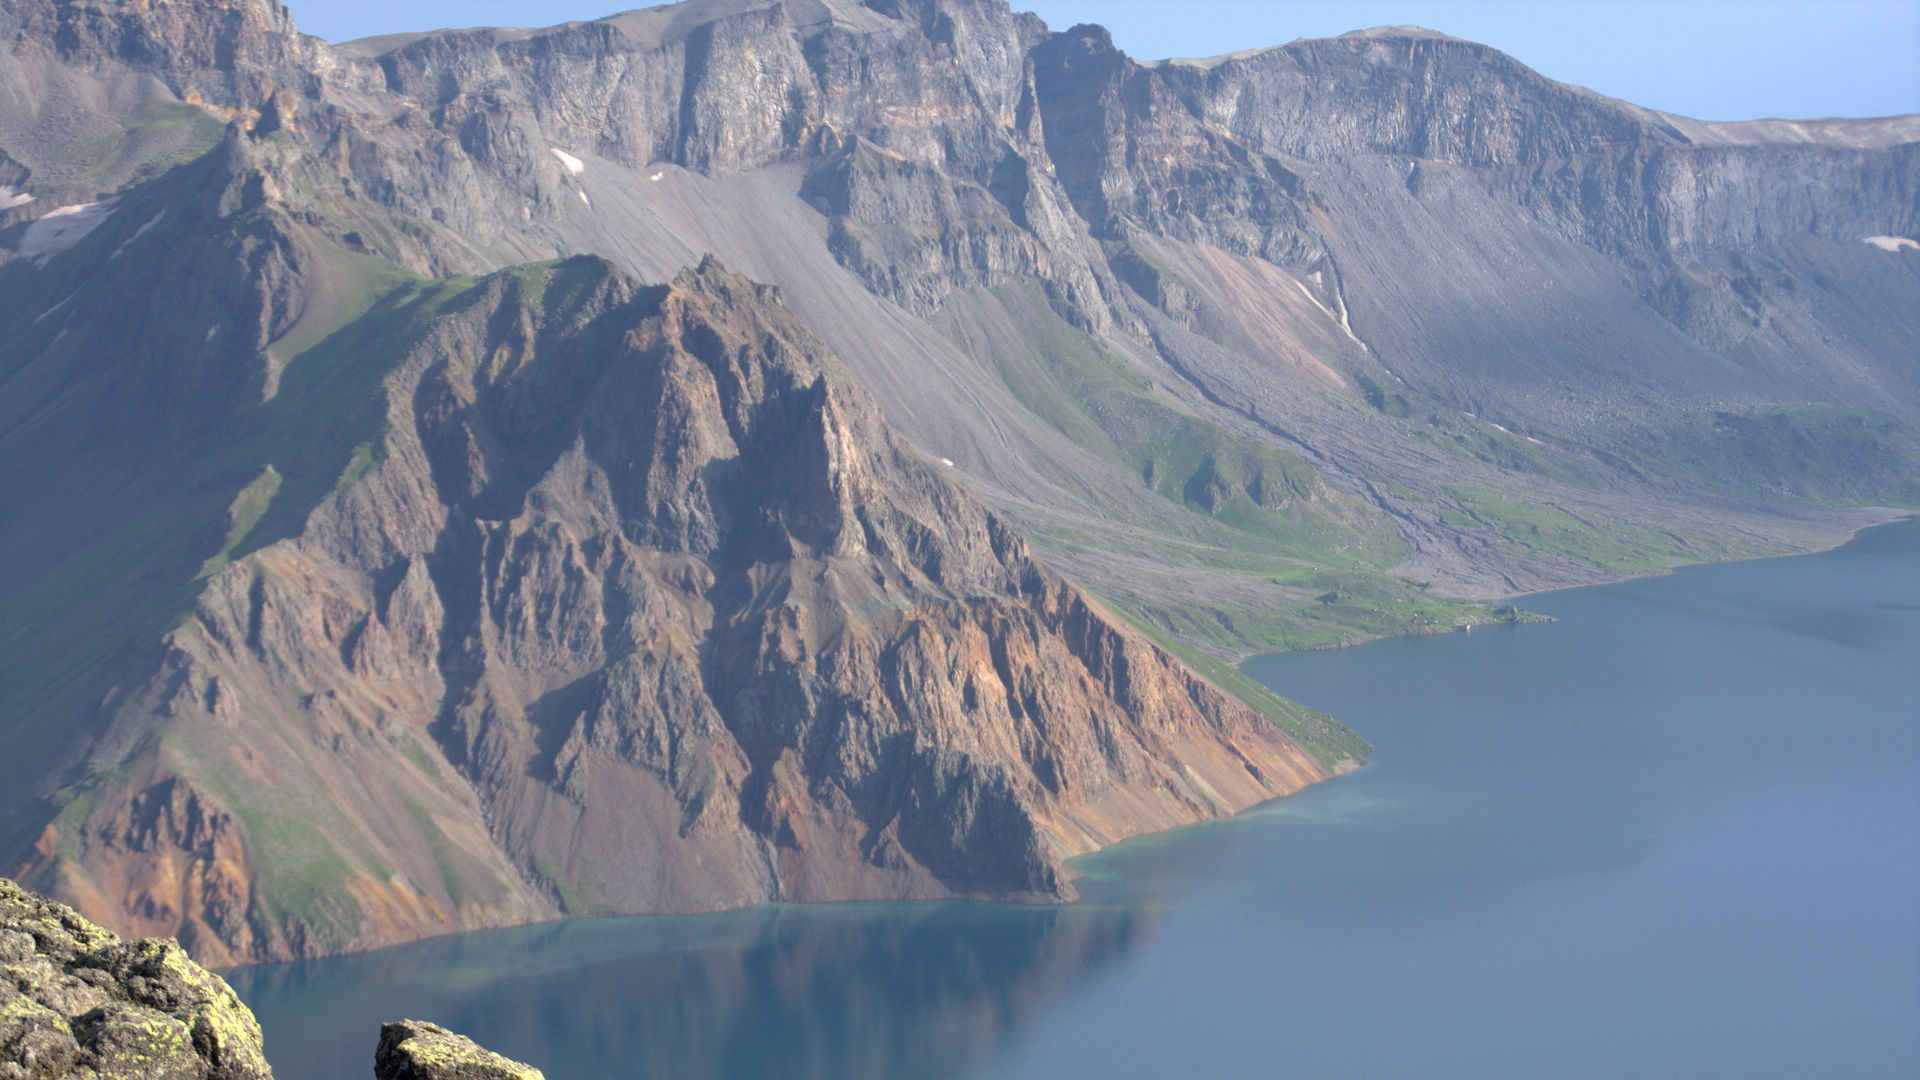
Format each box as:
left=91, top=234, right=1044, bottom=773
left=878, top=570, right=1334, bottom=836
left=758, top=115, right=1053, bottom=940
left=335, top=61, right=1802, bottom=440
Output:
left=0, top=0, right=1913, bottom=963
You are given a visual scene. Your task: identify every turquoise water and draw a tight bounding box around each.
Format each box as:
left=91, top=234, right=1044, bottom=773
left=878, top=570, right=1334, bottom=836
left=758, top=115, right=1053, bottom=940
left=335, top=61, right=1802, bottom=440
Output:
left=232, top=520, right=1920, bottom=1077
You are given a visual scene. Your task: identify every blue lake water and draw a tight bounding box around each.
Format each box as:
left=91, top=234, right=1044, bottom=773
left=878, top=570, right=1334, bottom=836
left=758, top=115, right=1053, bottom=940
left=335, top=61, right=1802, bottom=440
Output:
left=231, top=519, right=1920, bottom=1078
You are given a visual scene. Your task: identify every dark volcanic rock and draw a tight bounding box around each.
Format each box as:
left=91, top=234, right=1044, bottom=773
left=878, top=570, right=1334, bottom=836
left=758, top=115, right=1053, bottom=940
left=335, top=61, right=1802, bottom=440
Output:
left=374, top=1021, right=543, bottom=1080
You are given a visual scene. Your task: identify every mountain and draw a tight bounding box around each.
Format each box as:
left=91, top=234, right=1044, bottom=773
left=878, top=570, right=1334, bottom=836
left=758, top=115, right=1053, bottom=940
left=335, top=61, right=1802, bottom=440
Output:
left=0, top=0, right=1913, bottom=962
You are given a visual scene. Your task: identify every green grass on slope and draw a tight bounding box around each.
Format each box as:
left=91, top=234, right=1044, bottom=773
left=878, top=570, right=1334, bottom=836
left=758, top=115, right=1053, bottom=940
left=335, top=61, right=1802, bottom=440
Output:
left=946, top=282, right=1462, bottom=661
left=1096, top=597, right=1372, bottom=772
left=1142, top=570, right=1514, bottom=655
left=975, top=282, right=1406, bottom=561
left=1353, top=374, right=1597, bottom=487
left=14, top=102, right=227, bottom=196
left=1440, top=486, right=1714, bottom=575
left=193, top=466, right=283, bottom=580
left=1628, top=405, right=1920, bottom=507
left=0, top=240, right=430, bottom=737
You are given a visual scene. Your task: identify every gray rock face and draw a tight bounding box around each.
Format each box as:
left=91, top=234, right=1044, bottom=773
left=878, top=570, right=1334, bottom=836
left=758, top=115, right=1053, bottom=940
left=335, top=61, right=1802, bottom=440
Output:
left=374, top=1021, right=543, bottom=1080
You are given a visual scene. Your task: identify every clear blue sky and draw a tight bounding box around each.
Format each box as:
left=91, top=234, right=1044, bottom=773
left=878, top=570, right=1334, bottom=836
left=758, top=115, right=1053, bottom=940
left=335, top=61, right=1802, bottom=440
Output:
left=291, top=0, right=1920, bottom=121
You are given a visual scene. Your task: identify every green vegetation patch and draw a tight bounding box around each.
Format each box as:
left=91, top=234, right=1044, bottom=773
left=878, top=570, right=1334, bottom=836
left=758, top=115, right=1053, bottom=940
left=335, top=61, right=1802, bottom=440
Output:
left=1630, top=405, right=1920, bottom=506
left=18, top=102, right=226, bottom=194
left=233, top=807, right=367, bottom=944
left=401, top=796, right=472, bottom=909
left=1352, top=375, right=1595, bottom=486
left=194, top=466, right=282, bottom=580
left=1098, top=599, right=1371, bottom=772
left=160, top=721, right=379, bottom=952
left=959, top=282, right=1411, bottom=570
left=533, top=856, right=595, bottom=916
left=1440, top=486, right=1700, bottom=574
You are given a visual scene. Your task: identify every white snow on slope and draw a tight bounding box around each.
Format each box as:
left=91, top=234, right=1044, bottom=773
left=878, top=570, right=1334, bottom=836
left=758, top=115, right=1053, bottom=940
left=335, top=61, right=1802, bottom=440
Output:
left=20, top=202, right=114, bottom=264
left=1863, top=235, right=1919, bottom=253
left=1, top=188, right=31, bottom=210
left=111, top=210, right=166, bottom=260
left=551, top=148, right=585, bottom=175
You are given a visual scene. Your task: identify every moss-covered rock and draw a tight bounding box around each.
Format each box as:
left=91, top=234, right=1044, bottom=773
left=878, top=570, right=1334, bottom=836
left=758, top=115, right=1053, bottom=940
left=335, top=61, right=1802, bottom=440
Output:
left=4, top=877, right=549, bottom=1080
left=1, top=877, right=272, bottom=1080
left=374, top=1021, right=545, bottom=1080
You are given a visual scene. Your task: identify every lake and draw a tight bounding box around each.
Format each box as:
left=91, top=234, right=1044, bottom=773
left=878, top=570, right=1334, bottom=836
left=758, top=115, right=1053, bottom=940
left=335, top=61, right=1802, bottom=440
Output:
left=230, top=519, right=1920, bottom=1078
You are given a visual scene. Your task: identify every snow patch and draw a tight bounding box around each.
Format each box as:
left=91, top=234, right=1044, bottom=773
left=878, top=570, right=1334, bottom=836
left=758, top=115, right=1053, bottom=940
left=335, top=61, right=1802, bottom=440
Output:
left=939, top=457, right=955, bottom=468
left=1154, top=45, right=1281, bottom=71
left=578, top=190, right=591, bottom=208
left=1, top=188, right=30, bottom=210
left=1292, top=276, right=1370, bottom=353
left=34, top=294, right=72, bottom=324
left=550, top=148, right=585, bottom=175
left=110, top=210, right=166, bottom=260
left=1863, top=235, right=1919, bottom=253
left=20, top=202, right=114, bottom=264
left=649, top=171, right=664, bottom=182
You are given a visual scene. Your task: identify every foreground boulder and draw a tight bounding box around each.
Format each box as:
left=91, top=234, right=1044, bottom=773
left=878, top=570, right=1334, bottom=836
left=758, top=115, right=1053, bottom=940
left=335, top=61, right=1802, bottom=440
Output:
left=374, top=1022, right=545, bottom=1080
left=2, top=878, right=540, bottom=1080
left=0, top=878, right=271, bottom=1080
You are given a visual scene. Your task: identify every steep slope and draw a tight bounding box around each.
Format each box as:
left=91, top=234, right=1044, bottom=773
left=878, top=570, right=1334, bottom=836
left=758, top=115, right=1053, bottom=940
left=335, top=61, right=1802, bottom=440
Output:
left=5, top=228, right=1335, bottom=962
left=0, top=0, right=1913, bottom=961
left=8, top=0, right=1910, bottom=650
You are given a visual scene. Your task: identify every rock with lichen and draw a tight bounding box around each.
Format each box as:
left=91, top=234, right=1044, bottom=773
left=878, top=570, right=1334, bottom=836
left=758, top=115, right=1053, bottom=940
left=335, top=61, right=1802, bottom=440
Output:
left=0, top=877, right=273, bottom=1080
left=374, top=1021, right=545, bottom=1080
left=3, top=878, right=549, bottom=1080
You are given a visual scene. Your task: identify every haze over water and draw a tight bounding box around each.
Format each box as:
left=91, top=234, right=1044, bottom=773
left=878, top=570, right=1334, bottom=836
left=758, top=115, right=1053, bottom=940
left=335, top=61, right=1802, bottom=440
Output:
left=233, top=519, right=1920, bottom=1078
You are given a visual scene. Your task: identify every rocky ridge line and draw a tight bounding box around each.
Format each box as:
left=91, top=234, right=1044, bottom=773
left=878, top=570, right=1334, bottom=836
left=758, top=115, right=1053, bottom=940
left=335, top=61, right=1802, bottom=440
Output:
left=6, top=244, right=1335, bottom=965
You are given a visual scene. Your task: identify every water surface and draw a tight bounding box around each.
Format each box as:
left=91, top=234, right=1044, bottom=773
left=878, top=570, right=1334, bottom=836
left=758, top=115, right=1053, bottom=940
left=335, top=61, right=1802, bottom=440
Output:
left=234, top=520, right=1920, bottom=1077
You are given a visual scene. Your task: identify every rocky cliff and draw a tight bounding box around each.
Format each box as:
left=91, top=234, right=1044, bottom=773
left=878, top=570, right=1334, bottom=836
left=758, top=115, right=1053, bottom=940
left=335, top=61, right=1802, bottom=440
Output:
left=0, top=0, right=1913, bottom=963
left=2, top=201, right=1331, bottom=961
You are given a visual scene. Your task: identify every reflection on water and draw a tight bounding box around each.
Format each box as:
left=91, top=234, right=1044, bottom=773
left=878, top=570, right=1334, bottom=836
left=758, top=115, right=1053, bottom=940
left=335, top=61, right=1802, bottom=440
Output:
left=230, top=900, right=1157, bottom=1080
left=233, top=519, right=1920, bottom=1079
left=985, top=518, right=1920, bottom=1079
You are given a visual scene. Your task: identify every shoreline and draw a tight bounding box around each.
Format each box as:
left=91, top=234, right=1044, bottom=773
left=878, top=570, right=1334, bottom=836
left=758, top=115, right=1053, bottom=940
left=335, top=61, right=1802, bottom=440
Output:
left=1205, top=506, right=1917, bottom=667
left=211, top=513, right=1918, bottom=973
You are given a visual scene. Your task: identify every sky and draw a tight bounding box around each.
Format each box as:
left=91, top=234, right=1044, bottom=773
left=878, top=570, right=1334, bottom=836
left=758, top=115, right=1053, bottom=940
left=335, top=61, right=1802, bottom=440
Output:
left=290, top=0, right=1920, bottom=121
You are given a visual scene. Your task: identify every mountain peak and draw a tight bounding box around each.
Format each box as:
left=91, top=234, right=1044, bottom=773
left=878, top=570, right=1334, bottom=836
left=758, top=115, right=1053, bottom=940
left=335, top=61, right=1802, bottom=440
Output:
left=1337, top=24, right=1463, bottom=41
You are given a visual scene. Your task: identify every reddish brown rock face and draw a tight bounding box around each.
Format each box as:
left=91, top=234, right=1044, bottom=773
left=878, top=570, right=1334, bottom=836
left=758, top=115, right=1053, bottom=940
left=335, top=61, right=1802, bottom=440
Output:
left=7, top=254, right=1330, bottom=965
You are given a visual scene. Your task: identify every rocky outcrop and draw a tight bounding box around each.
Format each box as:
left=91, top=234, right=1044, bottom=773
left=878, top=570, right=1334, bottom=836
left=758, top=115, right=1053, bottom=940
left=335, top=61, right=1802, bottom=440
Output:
left=6, top=0, right=319, bottom=111
left=2, top=877, right=547, bottom=1080
left=7, top=250, right=1331, bottom=965
left=0, top=877, right=272, bottom=1080
left=374, top=1021, right=542, bottom=1080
